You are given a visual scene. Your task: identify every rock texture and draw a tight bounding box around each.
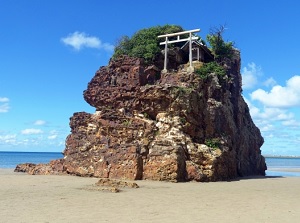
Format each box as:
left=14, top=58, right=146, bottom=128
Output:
left=15, top=51, right=266, bottom=182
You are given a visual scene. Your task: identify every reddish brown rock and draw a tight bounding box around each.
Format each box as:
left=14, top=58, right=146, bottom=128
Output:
left=15, top=159, right=65, bottom=175
left=15, top=51, right=266, bottom=182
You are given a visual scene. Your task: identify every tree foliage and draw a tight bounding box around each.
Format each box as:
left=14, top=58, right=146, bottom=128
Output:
left=206, top=25, right=234, bottom=62
left=113, top=25, right=184, bottom=64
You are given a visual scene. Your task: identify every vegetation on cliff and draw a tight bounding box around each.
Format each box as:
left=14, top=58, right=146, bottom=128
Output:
left=206, top=25, right=235, bottom=62
left=195, top=61, right=226, bottom=79
left=113, top=25, right=184, bottom=64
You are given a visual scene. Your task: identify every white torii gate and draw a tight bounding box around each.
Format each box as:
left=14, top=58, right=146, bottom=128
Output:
left=158, top=28, right=200, bottom=73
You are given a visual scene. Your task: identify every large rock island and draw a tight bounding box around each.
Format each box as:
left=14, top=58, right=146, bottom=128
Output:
left=15, top=27, right=266, bottom=182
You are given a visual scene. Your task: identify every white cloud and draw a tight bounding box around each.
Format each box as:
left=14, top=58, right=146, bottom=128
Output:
left=48, top=135, right=57, bottom=140
left=282, top=119, right=300, bottom=127
left=257, top=107, right=294, bottom=121
left=61, top=31, right=114, bottom=51
left=242, top=62, right=262, bottom=90
left=21, top=128, right=43, bottom=135
left=48, top=130, right=58, bottom=140
left=245, top=98, right=296, bottom=132
left=251, top=75, right=300, bottom=108
left=0, top=103, right=9, bottom=113
left=0, top=97, right=10, bottom=113
left=0, top=97, right=9, bottom=102
left=244, top=69, right=300, bottom=156
left=0, top=134, right=17, bottom=144
left=101, top=42, right=114, bottom=52
left=34, top=120, right=46, bottom=126
left=263, top=77, right=276, bottom=87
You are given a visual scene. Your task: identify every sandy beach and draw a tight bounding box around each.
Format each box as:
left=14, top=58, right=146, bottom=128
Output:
left=1, top=169, right=300, bottom=223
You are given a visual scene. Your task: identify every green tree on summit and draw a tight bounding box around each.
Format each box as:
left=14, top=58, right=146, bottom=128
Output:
left=113, top=25, right=184, bottom=64
left=206, top=25, right=235, bottom=63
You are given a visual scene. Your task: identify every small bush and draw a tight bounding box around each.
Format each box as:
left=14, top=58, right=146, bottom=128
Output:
left=172, top=86, right=194, bottom=97
left=123, top=119, right=132, bottom=126
left=205, top=138, right=220, bottom=149
left=180, top=117, right=186, bottom=124
left=195, top=62, right=226, bottom=79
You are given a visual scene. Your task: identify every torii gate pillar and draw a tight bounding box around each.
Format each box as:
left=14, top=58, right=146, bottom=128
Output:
left=187, top=32, right=194, bottom=73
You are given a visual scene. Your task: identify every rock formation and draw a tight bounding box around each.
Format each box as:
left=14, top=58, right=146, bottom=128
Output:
left=15, top=50, right=266, bottom=182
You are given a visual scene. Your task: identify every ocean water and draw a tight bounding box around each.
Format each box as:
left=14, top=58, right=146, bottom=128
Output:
left=0, top=152, right=300, bottom=177
left=0, top=151, right=63, bottom=169
left=265, top=157, right=300, bottom=177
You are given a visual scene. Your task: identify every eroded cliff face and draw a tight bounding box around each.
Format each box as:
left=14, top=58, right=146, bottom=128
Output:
left=15, top=52, right=266, bottom=182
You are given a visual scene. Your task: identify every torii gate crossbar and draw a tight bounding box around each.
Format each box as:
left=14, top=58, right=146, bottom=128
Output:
left=158, top=28, right=200, bottom=73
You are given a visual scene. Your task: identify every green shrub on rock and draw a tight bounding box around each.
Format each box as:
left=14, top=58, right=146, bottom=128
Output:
left=195, top=62, right=226, bottom=79
left=113, top=25, right=184, bottom=64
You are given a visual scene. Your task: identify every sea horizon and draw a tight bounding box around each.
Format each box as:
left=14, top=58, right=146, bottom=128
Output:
left=1, top=150, right=300, bottom=160
left=1, top=151, right=300, bottom=177
left=0, top=151, right=63, bottom=169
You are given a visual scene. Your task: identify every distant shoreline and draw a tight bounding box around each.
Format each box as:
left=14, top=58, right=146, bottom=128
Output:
left=1, top=151, right=299, bottom=158
left=263, top=155, right=300, bottom=159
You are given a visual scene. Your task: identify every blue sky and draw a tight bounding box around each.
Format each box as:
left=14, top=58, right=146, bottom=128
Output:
left=1, top=0, right=300, bottom=155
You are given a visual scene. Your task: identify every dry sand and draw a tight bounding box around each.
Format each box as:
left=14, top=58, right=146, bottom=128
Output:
left=1, top=169, right=300, bottom=223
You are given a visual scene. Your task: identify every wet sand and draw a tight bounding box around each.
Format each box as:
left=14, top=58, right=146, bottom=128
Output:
left=1, top=168, right=300, bottom=223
